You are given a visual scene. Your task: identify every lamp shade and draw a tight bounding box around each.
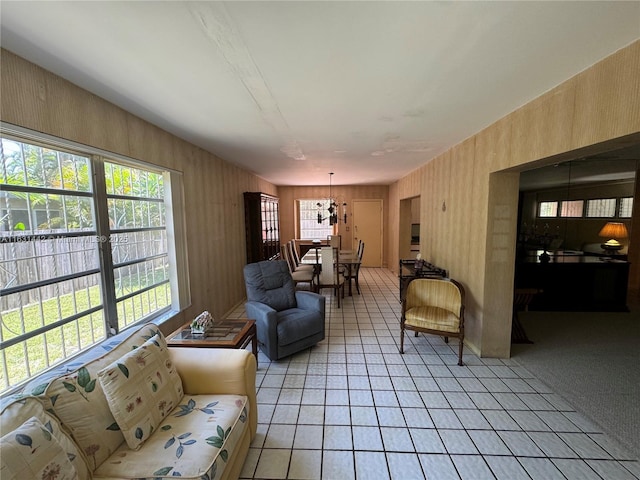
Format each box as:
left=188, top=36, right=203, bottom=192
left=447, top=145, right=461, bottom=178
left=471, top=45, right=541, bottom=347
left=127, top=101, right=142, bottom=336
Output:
left=598, top=222, right=628, bottom=239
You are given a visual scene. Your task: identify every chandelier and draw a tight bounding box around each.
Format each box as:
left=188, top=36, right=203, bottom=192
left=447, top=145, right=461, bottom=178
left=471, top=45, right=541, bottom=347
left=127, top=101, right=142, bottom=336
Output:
left=317, top=172, right=347, bottom=225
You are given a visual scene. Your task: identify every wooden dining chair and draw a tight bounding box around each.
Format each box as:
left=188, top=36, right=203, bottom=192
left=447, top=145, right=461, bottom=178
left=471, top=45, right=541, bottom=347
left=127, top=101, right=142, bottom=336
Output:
left=315, top=246, right=345, bottom=307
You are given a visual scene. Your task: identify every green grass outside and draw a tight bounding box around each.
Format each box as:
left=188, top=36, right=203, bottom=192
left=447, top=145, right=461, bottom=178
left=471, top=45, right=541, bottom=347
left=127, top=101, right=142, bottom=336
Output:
left=1, top=283, right=170, bottom=392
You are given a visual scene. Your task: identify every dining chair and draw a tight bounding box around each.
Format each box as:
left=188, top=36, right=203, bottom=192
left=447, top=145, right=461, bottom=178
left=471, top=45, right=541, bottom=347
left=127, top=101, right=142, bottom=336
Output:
left=345, top=241, right=365, bottom=294
left=281, top=245, right=315, bottom=290
left=400, top=277, right=465, bottom=365
left=328, top=235, right=341, bottom=249
left=288, top=240, right=314, bottom=272
left=315, top=246, right=345, bottom=308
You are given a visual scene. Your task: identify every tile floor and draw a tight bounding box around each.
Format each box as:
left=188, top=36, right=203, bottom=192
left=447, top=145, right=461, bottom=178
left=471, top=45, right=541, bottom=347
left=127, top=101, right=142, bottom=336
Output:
left=229, top=268, right=639, bottom=479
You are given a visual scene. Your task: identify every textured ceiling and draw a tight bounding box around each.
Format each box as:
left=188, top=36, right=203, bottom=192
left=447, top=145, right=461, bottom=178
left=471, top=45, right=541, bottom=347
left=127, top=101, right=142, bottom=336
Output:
left=1, top=1, right=639, bottom=186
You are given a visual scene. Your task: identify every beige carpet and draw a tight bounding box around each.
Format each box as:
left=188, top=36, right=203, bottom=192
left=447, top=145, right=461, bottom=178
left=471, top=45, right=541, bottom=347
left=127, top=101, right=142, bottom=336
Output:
left=511, top=302, right=640, bottom=459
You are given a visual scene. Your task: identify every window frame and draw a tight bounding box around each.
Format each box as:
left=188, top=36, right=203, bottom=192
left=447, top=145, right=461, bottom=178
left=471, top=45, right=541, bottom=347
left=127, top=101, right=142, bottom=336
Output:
left=0, top=124, right=190, bottom=393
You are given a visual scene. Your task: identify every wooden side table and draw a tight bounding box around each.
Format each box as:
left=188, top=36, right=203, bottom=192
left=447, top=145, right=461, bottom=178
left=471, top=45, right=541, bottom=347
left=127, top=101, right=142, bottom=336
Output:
left=167, top=319, right=258, bottom=367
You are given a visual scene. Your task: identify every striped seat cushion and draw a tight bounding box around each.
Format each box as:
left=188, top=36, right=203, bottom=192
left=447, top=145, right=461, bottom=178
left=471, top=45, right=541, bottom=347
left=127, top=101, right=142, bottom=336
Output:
left=404, top=306, right=460, bottom=333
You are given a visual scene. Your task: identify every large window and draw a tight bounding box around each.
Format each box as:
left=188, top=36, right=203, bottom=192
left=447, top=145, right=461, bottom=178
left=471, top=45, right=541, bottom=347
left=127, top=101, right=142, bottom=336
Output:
left=298, top=199, right=334, bottom=240
left=0, top=131, right=189, bottom=393
left=538, top=196, right=632, bottom=219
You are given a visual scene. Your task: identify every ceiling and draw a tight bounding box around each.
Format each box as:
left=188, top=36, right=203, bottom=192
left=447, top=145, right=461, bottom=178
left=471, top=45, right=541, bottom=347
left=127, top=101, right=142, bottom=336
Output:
left=1, top=2, right=639, bottom=186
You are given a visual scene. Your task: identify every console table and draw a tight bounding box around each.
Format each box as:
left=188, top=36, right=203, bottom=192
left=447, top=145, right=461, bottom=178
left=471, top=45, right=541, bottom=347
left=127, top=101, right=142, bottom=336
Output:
left=398, top=259, right=448, bottom=301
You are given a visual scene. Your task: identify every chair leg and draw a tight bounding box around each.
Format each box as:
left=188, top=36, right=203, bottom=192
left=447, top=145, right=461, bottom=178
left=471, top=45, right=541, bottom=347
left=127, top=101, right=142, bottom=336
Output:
left=458, top=338, right=464, bottom=366
left=400, top=327, right=405, bottom=354
left=444, top=336, right=449, bottom=343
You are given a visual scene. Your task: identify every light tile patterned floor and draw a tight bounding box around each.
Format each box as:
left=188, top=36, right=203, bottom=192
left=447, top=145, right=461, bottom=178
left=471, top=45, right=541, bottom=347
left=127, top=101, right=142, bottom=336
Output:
left=229, top=268, right=639, bottom=480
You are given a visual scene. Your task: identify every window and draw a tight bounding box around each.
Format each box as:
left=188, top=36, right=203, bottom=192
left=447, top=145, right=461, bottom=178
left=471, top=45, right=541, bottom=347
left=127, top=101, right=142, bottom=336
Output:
left=538, top=201, right=558, bottom=218
left=539, top=196, right=632, bottom=219
left=298, top=199, right=334, bottom=239
left=586, top=198, right=616, bottom=218
left=619, top=197, right=633, bottom=218
left=560, top=200, right=583, bottom=218
left=0, top=132, right=189, bottom=393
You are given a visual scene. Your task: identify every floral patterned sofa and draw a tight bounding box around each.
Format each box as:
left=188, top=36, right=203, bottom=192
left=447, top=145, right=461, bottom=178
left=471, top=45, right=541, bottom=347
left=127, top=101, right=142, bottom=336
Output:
left=0, top=323, right=257, bottom=480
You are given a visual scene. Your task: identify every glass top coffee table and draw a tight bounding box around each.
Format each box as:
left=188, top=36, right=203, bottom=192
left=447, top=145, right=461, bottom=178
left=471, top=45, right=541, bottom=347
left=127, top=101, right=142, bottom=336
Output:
left=167, top=318, right=258, bottom=366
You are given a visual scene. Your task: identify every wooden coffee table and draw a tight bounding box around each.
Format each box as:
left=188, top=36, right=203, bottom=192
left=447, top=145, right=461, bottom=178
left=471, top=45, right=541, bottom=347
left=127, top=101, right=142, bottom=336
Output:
left=167, top=318, right=258, bottom=366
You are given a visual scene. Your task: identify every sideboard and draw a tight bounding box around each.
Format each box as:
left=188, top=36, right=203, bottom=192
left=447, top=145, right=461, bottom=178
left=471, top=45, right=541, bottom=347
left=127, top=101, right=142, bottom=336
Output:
left=515, top=250, right=629, bottom=312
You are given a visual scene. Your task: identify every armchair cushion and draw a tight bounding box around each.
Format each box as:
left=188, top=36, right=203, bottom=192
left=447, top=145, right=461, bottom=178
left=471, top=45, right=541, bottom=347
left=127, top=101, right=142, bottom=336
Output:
left=244, top=261, right=296, bottom=311
left=405, top=306, right=460, bottom=333
left=277, top=308, right=325, bottom=346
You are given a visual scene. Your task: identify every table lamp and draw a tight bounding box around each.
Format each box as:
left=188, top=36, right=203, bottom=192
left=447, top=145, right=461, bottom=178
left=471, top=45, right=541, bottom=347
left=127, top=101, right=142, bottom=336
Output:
left=598, top=222, right=628, bottom=254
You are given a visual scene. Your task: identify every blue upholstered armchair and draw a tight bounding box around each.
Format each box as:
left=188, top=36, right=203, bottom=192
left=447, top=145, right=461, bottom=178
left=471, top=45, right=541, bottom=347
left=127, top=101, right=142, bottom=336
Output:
left=243, top=260, right=326, bottom=361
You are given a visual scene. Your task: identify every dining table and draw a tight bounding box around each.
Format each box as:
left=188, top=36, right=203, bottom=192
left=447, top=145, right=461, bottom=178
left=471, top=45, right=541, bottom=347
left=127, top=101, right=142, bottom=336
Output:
left=301, top=248, right=361, bottom=296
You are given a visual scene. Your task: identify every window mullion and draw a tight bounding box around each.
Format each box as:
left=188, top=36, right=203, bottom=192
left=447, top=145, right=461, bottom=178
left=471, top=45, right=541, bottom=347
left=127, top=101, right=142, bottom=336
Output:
left=92, top=155, right=118, bottom=336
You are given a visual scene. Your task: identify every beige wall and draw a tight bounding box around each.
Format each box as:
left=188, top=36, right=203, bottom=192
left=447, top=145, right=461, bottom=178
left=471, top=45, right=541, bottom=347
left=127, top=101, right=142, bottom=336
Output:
left=278, top=185, right=389, bottom=266
left=0, top=49, right=277, bottom=335
left=390, top=40, right=640, bottom=357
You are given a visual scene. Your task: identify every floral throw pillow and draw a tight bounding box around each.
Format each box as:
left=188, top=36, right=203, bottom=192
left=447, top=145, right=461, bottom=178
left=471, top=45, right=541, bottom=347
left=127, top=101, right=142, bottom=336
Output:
left=97, top=333, right=184, bottom=450
left=0, top=416, right=78, bottom=480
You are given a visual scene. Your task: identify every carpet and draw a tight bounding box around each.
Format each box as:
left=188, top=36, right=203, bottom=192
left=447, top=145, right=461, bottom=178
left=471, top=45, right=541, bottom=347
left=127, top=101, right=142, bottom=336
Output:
left=511, top=306, right=640, bottom=459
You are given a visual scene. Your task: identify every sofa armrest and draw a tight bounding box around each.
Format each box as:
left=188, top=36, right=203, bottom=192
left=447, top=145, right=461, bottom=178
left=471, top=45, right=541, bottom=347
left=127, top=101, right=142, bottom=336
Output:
left=169, top=347, right=257, bottom=439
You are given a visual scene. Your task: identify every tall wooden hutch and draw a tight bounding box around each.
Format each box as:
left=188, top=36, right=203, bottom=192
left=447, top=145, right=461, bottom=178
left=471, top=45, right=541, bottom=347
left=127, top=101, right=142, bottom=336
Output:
left=243, top=192, right=280, bottom=263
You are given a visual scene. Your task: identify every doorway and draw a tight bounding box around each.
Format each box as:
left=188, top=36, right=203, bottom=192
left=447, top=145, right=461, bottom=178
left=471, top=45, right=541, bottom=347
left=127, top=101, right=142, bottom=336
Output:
left=352, top=199, right=383, bottom=267
left=399, top=196, right=420, bottom=261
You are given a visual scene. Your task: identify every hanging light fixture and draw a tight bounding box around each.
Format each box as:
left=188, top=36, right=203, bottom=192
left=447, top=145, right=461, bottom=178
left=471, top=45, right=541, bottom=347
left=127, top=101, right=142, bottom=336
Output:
left=317, top=172, right=347, bottom=225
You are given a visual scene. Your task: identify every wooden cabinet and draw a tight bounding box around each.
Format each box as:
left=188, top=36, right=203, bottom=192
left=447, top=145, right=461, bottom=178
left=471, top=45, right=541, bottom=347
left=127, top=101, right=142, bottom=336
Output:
left=244, top=192, right=280, bottom=263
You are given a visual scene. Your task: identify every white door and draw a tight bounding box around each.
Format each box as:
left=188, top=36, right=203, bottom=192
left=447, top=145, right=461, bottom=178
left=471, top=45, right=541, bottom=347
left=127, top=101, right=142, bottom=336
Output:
left=352, top=199, right=383, bottom=267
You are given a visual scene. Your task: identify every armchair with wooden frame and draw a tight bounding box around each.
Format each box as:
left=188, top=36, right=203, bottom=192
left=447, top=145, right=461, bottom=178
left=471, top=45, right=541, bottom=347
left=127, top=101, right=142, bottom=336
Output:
left=400, top=277, right=466, bottom=366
